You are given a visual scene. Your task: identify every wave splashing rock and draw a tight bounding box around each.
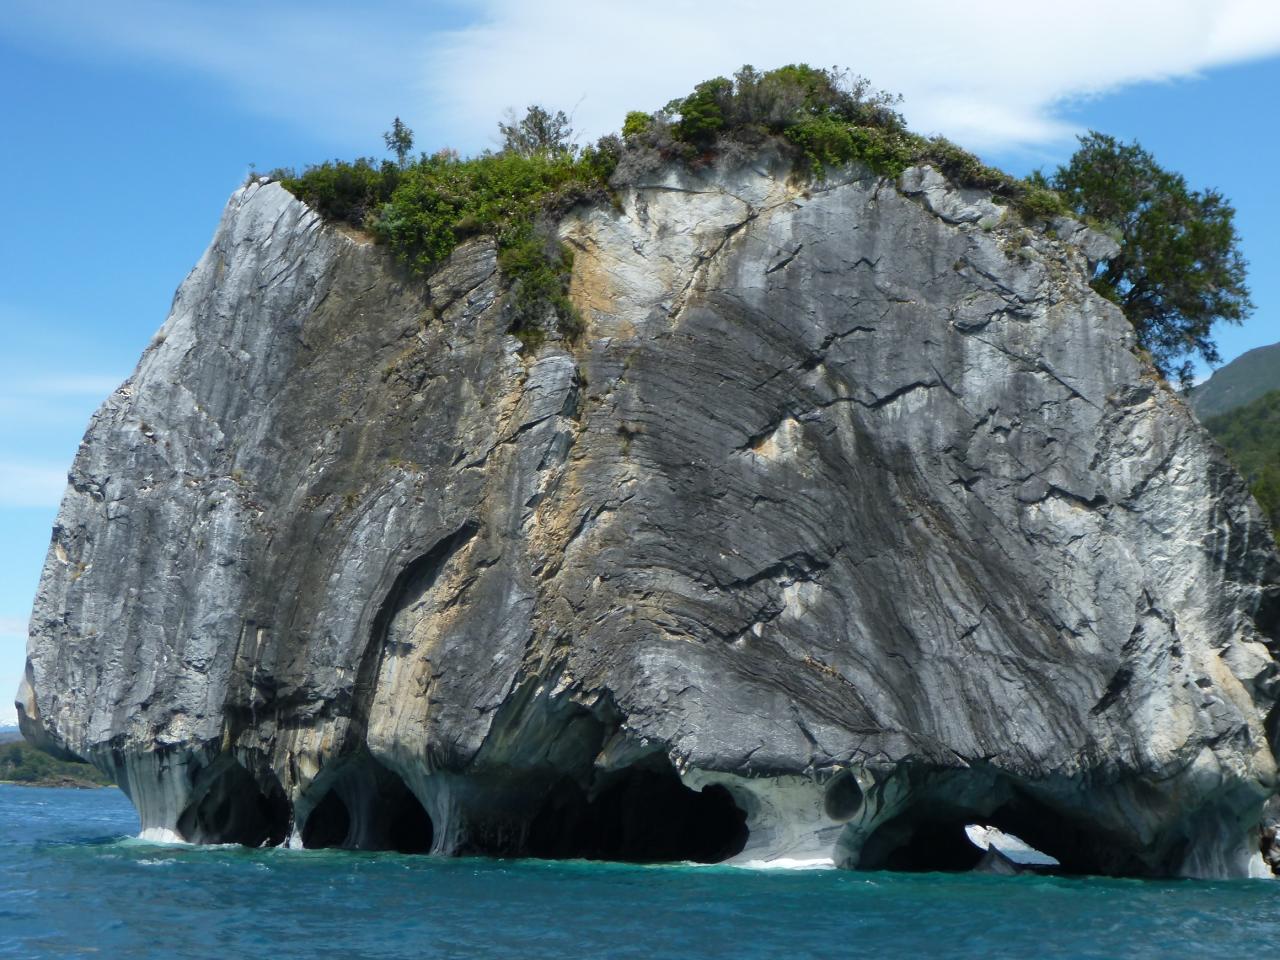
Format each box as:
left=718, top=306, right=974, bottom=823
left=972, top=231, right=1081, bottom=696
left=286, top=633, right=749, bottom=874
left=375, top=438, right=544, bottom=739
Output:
left=17, top=163, right=1280, bottom=877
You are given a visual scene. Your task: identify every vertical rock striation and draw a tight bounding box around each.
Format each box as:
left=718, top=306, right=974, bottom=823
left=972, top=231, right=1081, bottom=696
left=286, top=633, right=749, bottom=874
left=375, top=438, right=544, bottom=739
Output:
left=19, top=163, right=1280, bottom=876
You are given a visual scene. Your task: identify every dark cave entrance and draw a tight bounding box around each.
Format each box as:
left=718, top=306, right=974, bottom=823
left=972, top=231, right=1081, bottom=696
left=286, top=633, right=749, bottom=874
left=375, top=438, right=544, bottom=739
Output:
left=523, top=763, right=749, bottom=864
left=177, top=758, right=290, bottom=847
left=858, top=813, right=988, bottom=872
left=301, top=756, right=433, bottom=854
left=300, top=789, right=350, bottom=849
left=856, top=787, right=1101, bottom=875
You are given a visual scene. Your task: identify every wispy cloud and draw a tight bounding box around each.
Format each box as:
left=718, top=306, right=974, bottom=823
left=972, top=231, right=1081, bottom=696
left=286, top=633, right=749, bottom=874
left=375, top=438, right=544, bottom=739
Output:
left=423, top=0, right=1280, bottom=152
left=0, top=365, right=125, bottom=428
left=0, top=461, right=68, bottom=508
left=0, top=308, right=126, bottom=401
left=4, top=375, right=124, bottom=398
left=1, top=0, right=442, bottom=150
left=3, top=1, right=1279, bottom=154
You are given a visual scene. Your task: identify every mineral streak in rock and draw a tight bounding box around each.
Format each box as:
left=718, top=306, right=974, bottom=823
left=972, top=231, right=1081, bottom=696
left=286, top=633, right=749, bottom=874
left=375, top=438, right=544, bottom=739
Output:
left=18, top=160, right=1280, bottom=877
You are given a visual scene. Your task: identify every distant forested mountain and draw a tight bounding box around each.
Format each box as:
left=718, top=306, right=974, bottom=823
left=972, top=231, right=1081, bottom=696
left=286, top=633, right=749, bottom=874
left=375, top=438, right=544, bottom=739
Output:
left=0, top=738, right=113, bottom=787
left=1191, top=342, right=1280, bottom=419
left=1204, top=389, right=1280, bottom=531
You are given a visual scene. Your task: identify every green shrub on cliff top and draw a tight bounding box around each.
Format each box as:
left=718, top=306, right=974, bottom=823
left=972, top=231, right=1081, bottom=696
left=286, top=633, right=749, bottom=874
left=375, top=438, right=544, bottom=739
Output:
left=281, top=122, right=617, bottom=346
left=785, top=117, right=916, bottom=178
left=277, top=157, right=401, bottom=227
left=372, top=149, right=583, bottom=272
left=627, top=64, right=1065, bottom=219
left=622, top=111, right=653, bottom=139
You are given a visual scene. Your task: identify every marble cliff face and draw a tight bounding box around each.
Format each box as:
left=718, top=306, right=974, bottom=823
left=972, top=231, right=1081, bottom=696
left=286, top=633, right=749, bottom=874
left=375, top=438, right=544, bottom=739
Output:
left=17, top=160, right=1280, bottom=877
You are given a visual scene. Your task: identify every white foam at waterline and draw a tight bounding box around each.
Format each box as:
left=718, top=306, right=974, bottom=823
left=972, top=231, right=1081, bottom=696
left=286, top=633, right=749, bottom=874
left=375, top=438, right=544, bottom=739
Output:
left=1247, top=853, right=1275, bottom=879
left=136, top=827, right=187, bottom=845
left=736, top=857, right=836, bottom=871
left=129, top=832, right=244, bottom=852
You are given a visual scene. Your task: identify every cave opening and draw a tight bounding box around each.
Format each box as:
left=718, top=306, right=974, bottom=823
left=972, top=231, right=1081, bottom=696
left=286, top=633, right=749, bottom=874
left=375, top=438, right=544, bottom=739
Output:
left=524, top=763, right=749, bottom=864
left=858, top=813, right=987, bottom=872
left=856, top=787, right=1093, bottom=875
left=177, top=758, right=290, bottom=847
left=300, top=757, right=433, bottom=854
left=384, top=780, right=434, bottom=854
left=301, top=788, right=351, bottom=849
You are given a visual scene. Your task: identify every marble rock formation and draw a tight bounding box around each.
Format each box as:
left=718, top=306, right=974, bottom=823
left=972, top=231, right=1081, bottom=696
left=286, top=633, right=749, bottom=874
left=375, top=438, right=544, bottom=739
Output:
left=18, top=159, right=1280, bottom=877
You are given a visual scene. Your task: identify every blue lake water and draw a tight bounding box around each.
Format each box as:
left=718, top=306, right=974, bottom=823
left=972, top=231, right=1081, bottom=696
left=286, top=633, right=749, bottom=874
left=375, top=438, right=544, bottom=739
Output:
left=1, top=783, right=1277, bottom=959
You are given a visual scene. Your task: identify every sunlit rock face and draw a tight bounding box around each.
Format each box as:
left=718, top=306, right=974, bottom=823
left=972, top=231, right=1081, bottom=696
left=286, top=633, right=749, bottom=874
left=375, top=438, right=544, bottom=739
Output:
left=17, top=162, right=1280, bottom=877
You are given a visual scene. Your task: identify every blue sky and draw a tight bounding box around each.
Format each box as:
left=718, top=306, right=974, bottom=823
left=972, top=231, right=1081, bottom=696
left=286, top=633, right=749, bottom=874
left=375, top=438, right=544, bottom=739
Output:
left=2, top=1, right=1279, bottom=723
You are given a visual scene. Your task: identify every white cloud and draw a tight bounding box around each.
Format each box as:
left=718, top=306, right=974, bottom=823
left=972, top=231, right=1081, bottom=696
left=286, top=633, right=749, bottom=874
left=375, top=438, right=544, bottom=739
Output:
left=423, top=0, right=1280, bottom=152
left=4, top=1, right=1279, bottom=153
left=0, top=461, right=68, bottom=508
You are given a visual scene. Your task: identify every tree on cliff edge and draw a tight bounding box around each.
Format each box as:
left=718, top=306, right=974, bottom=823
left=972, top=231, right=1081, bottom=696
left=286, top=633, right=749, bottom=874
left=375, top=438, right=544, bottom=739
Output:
left=498, top=105, right=575, bottom=157
left=384, top=117, right=414, bottom=167
left=1046, top=132, right=1252, bottom=386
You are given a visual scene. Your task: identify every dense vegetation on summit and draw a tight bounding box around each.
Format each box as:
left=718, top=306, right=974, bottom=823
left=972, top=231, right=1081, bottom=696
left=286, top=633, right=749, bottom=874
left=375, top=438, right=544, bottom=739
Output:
left=274, top=65, right=1065, bottom=348
left=1204, top=390, right=1280, bottom=532
left=276, top=119, right=614, bottom=348
left=275, top=64, right=1249, bottom=382
left=615, top=65, right=1067, bottom=218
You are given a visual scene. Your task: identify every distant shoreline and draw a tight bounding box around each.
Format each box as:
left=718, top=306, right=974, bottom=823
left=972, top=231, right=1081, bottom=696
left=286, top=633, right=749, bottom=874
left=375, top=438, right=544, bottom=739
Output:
left=0, top=778, right=112, bottom=790
left=1, top=736, right=114, bottom=788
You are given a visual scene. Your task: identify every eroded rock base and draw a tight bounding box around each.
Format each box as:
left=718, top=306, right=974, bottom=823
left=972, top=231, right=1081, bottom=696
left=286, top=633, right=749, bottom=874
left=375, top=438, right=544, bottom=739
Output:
left=99, top=741, right=1275, bottom=878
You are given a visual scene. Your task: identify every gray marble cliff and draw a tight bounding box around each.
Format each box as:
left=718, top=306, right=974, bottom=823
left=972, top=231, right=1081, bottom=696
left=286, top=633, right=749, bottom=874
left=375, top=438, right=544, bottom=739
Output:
left=17, top=158, right=1280, bottom=877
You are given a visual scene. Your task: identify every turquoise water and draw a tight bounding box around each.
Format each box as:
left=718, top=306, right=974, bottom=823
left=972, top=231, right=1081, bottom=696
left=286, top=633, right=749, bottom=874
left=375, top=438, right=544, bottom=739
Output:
left=1, top=784, right=1278, bottom=959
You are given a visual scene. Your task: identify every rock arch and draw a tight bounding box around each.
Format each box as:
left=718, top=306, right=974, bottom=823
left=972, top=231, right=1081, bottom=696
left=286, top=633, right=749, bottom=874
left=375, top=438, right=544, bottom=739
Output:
left=299, top=753, right=433, bottom=853
left=176, top=756, right=290, bottom=847
left=519, top=758, right=749, bottom=864
left=847, top=766, right=1128, bottom=875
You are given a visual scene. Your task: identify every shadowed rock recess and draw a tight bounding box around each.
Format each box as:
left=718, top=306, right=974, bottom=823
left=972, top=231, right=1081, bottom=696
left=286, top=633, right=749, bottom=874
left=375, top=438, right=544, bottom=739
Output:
left=17, top=159, right=1280, bottom=877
